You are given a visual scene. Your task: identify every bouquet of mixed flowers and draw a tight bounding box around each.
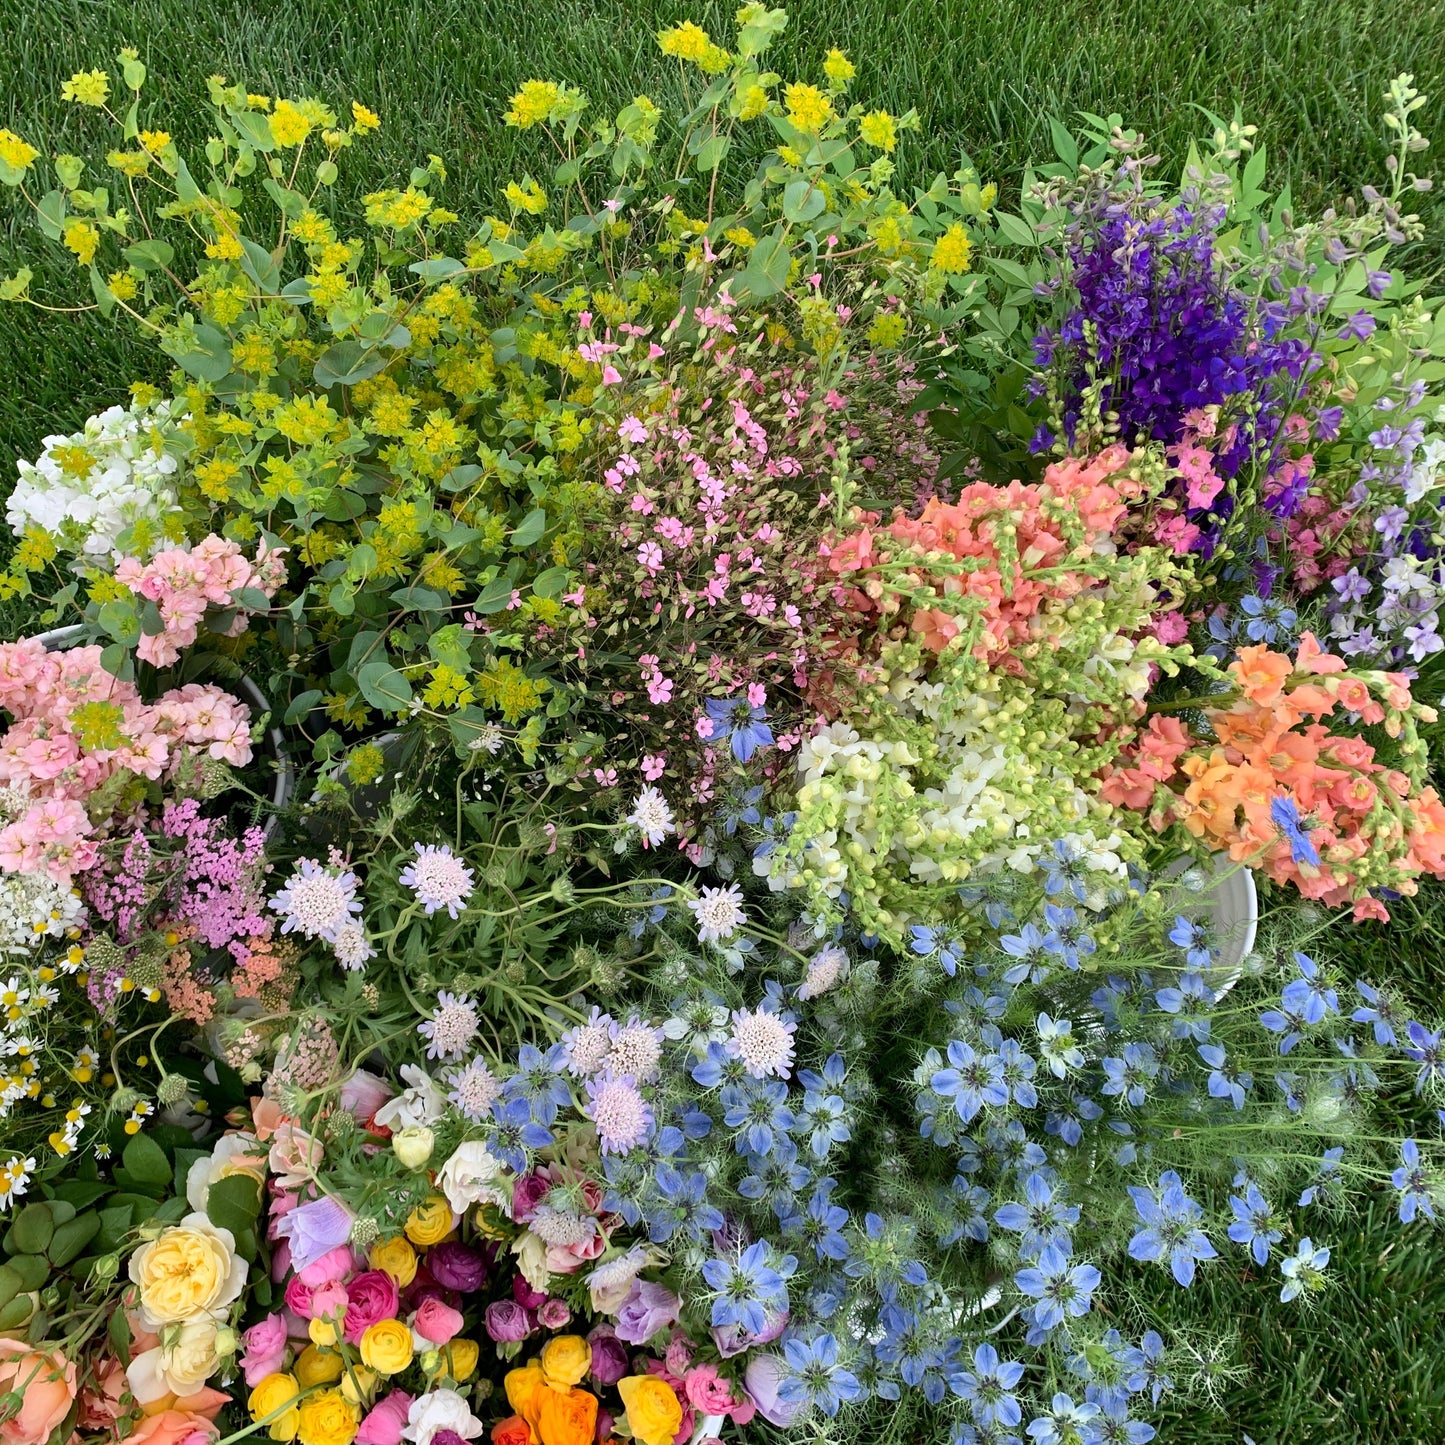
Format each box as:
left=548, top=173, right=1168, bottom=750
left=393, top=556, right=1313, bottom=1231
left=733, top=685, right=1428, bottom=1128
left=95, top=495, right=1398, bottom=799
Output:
left=0, top=14, right=1440, bottom=1445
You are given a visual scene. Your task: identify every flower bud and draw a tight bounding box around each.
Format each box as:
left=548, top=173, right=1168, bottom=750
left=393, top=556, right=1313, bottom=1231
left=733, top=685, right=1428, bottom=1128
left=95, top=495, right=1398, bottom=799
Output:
left=391, top=1125, right=435, bottom=1170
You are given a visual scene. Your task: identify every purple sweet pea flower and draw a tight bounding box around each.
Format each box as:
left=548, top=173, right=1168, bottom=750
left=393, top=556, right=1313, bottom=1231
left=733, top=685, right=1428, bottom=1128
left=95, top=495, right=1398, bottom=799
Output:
left=272, top=1195, right=354, bottom=1273
left=743, top=1353, right=808, bottom=1428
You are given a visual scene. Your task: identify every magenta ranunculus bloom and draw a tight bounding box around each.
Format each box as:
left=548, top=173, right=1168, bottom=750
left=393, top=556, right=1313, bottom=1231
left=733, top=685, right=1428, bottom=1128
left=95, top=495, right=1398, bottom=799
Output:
left=342, top=1270, right=400, bottom=1343
left=426, top=1241, right=487, bottom=1293
left=355, top=1391, right=414, bottom=1445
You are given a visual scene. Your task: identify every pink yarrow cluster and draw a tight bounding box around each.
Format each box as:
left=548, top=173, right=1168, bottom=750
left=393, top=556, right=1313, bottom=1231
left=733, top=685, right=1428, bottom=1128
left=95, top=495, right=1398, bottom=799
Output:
left=0, top=636, right=255, bottom=884
left=116, top=533, right=286, bottom=666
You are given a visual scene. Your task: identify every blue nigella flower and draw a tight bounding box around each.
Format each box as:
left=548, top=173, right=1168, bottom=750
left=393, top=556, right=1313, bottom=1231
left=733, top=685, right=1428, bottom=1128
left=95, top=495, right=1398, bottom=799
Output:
left=484, top=1094, right=554, bottom=1172
left=1166, top=916, right=1216, bottom=969
left=1081, top=1397, right=1157, bottom=1443
left=1015, top=1243, right=1101, bottom=1330
left=1352, top=979, right=1402, bottom=1046
left=1278, top=1237, right=1330, bottom=1301
left=1120, top=1331, right=1173, bottom=1405
left=994, top=1171, right=1081, bottom=1258
left=1259, top=1000, right=1310, bottom=1054
left=721, top=1078, right=796, bottom=1156
left=1281, top=952, right=1337, bottom=1022
left=910, top=923, right=966, bottom=977
left=701, top=1239, right=794, bottom=1335
left=1298, top=1146, right=1344, bottom=1207
left=1270, top=795, right=1321, bottom=866
left=704, top=694, right=774, bottom=762
left=720, top=784, right=765, bottom=836
left=1198, top=1043, right=1251, bottom=1110
left=951, top=1342, right=1025, bottom=1428
left=778, top=1333, right=863, bottom=1417
left=1392, top=1139, right=1436, bottom=1223
left=1042, top=903, right=1096, bottom=969
left=1000, top=922, right=1052, bottom=986
left=931, top=1040, right=1009, bottom=1124
left=1226, top=1183, right=1282, bottom=1265
left=1405, top=1020, right=1445, bottom=1093
left=1126, top=1170, right=1217, bottom=1286
left=1026, top=1393, right=1101, bottom=1445
left=1101, top=1042, right=1159, bottom=1107
left=1042, top=839, right=1091, bottom=901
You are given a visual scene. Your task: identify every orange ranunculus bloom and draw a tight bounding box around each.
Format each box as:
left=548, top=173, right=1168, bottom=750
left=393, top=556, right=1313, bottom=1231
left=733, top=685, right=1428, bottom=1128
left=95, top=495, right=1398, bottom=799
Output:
left=491, top=1417, right=533, bottom=1445
left=535, top=1387, right=598, bottom=1445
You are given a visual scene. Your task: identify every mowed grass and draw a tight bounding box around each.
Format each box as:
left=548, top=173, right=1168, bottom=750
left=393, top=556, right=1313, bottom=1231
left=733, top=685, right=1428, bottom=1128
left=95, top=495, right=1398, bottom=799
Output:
left=4, top=0, right=1445, bottom=1436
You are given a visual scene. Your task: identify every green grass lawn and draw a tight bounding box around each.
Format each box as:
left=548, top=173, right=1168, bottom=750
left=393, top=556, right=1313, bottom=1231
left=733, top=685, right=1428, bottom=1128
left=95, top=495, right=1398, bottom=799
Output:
left=4, top=0, right=1445, bottom=1436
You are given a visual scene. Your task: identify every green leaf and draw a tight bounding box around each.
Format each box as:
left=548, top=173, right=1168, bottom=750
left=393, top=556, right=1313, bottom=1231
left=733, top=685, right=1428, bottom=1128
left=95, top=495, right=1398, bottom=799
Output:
left=49, top=1181, right=110, bottom=1210
left=97, top=598, right=140, bottom=645
left=782, top=179, right=826, bottom=224
left=88, top=265, right=115, bottom=318
left=230, top=109, right=275, bottom=152
left=1048, top=116, right=1079, bottom=168
left=46, top=1214, right=101, bottom=1268
left=328, top=582, right=356, bottom=617
left=473, top=576, right=516, bottom=615
left=448, top=707, right=499, bottom=755
left=740, top=229, right=792, bottom=299
left=284, top=689, right=323, bottom=725
left=531, top=566, right=570, bottom=598
left=122, top=1133, right=172, bottom=1189
left=356, top=660, right=414, bottom=714
left=108, top=1307, right=132, bottom=1364
left=993, top=212, right=1037, bottom=247
left=239, top=238, right=282, bottom=294
left=0, top=1265, right=22, bottom=1310
left=511, top=507, right=547, bottom=549
left=694, top=135, right=731, bottom=172
left=5, top=1255, right=44, bottom=1291
left=0, top=1297, right=32, bottom=1331
left=314, top=340, right=390, bottom=388
left=122, top=239, right=175, bottom=272
left=5, top=1204, right=52, bottom=1257
left=389, top=584, right=450, bottom=613
left=163, top=323, right=234, bottom=383
left=408, top=257, right=465, bottom=280
left=206, top=1172, right=262, bottom=1237
left=36, top=191, right=65, bottom=241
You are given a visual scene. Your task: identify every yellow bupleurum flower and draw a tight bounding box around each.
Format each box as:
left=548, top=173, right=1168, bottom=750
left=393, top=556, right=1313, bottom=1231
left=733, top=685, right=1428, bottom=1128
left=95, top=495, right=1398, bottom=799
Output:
left=504, top=80, right=566, bottom=129
left=61, top=69, right=110, bottom=106
left=270, top=100, right=313, bottom=147
left=858, top=109, right=897, bottom=151
left=0, top=130, right=40, bottom=179
left=931, top=222, right=974, bottom=274
left=783, top=82, right=832, bottom=134
left=351, top=100, right=380, bottom=132
left=249, top=1372, right=302, bottom=1443
left=503, top=178, right=548, bottom=215
left=62, top=220, right=99, bottom=266
left=822, top=48, right=855, bottom=84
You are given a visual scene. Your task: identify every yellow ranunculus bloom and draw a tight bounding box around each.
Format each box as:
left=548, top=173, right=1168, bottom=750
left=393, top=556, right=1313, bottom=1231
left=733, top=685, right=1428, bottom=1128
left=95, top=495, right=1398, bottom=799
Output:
left=541, top=1335, right=593, bottom=1390
left=338, top=1367, right=378, bottom=1407
left=617, top=1376, right=683, bottom=1445
left=423, top=1337, right=480, bottom=1383
left=404, top=1194, right=455, bottom=1247
left=296, top=1389, right=360, bottom=1445
left=294, top=1344, right=345, bottom=1387
left=505, top=1364, right=548, bottom=1432
left=309, top=1314, right=344, bottom=1347
left=249, top=1372, right=302, bottom=1443
left=359, top=1319, right=414, bottom=1375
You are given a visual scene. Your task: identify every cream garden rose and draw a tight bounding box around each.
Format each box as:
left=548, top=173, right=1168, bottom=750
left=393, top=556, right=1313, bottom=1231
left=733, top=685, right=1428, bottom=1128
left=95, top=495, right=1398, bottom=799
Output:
left=128, top=1213, right=248, bottom=1329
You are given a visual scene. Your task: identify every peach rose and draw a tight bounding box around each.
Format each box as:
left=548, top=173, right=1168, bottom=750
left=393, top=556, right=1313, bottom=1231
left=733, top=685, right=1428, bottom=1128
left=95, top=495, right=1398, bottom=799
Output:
left=0, top=1340, right=77, bottom=1445
left=124, top=1411, right=220, bottom=1445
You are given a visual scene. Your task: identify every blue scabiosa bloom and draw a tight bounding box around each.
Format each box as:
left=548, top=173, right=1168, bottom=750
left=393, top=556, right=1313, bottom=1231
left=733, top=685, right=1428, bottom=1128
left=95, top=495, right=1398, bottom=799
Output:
left=704, top=694, right=774, bottom=762
left=779, top=1333, right=864, bottom=1416
left=1015, top=1244, right=1101, bottom=1330
left=1269, top=795, right=1321, bottom=866
left=1279, top=1237, right=1330, bottom=1301
left=1226, top=1183, right=1282, bottom=1265
left=1126, top=1171, right=1217, bottom=1285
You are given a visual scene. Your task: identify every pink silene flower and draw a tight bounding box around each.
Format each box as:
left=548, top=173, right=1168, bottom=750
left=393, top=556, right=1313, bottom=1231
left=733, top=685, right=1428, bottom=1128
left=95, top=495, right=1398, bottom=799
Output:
left=746, top=683, right=767, bottom=708
left=631, top=493, right=655, bottom=517
left=637, top=541, right=664, bottom=574
left=618, top=416, right=648, bottom=444
left=640, top=754, right=666, bottom=781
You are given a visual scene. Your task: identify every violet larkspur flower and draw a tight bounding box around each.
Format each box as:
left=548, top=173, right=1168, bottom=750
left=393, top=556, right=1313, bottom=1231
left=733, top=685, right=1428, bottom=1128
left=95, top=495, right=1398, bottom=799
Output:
left=583, top=1070, right=654, bottom=1154
left=703, top=694, right=775, bottom=762
left=1269, top=795, right=1320, bottom=867
left=270, top=858, right=362, bottom=942
left=1015, top=1243, right=1101, bottom=1330
left=398, top=842, right=475, bottom=918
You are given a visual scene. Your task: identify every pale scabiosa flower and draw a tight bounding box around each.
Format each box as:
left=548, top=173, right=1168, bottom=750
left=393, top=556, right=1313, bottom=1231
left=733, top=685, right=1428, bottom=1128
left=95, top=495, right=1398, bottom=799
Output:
left=583, top=1070, right=654, bottom=1153
left=625, top=787, right=675, bottom=848
left=331, top=919, right=375, bottom=972
left=447, top=1057, right=502, bottom=1122
left=560, top=1007, right=616, bottom=1078
left=418, top=991, right=481, bottom=1060
left=528, top=1204, right=598, bottom=1248
left=270, top=858, right=362, bottom=942
left=687, top=883, right=747, bottom=944
left=605, top=1016, right=665, bottom=1083
left=727, top=1006, right=798, bottom=1079
left=399, top=843, right=475, bottom=918
left=798, top=944, right=848, bottom=1001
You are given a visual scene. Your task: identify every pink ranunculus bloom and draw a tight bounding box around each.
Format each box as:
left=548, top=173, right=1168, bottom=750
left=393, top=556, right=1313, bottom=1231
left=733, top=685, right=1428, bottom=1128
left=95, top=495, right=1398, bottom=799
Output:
left=356, top=1391, right=414, bottom=1445
left=412, top=1297, right=464, bottom=1345
left=240, top=1314, right=288, bottom=1387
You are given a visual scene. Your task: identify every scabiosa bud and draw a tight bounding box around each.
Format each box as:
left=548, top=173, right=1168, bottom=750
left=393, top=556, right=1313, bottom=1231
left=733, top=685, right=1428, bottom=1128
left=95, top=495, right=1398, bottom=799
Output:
left=156, top=1073, right=188, bottom=1105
